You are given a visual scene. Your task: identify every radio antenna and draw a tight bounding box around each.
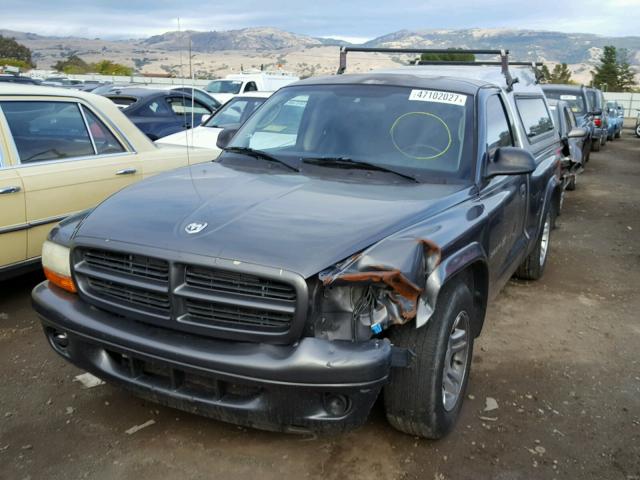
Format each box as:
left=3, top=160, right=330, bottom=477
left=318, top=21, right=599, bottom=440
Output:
left=177, top=17, right=191, bottom=163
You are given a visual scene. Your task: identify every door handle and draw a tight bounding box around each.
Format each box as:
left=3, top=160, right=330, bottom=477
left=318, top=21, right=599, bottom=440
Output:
left=519, top=183, right=526, bottom=196
left=0, top=185, right=21, bottom=194
left=116, top=168, right=137, bottom=176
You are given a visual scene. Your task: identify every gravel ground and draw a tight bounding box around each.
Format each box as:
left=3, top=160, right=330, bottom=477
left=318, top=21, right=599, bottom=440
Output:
left=1, top=128, right=639, bottom=480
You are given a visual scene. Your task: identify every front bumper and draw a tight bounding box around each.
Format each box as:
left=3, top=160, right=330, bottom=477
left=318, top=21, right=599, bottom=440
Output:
left=33, top=281, right=394, bottom=433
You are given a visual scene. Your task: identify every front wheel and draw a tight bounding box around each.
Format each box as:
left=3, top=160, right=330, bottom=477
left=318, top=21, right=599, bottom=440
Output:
left=384, top=282, right=475, bottom=439
left=515, top=211, right=552, bottom=280
left=636, top=124, right=640, bottom=138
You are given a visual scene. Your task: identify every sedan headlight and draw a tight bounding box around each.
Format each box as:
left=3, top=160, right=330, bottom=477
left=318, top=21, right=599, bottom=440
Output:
left=42, top=241, right=77, bottom=293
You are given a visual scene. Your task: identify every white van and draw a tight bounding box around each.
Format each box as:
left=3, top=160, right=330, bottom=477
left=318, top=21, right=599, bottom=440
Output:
left=205, top=71, right=298, bottom=104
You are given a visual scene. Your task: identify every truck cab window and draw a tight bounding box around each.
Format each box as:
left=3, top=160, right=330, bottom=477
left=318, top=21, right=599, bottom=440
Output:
left=485, top=95, right=514, bottom=159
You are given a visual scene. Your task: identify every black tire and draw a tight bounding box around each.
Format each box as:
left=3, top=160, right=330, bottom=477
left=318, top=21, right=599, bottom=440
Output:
left=636, top=125, right=640, bottom=138
left=583, top=147, right=591, bottom=164
left=591, top=138, right=601, bottom=152
left=566, top=175, right=576, bottom=191
left=516, top=211, right=552, bottom=280
left=384, top=282, right=475, bottom=439
left=615, top=130, right=621, bottom=139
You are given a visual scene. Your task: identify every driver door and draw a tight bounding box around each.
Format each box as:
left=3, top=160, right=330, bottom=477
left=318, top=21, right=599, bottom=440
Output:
left=479, top=93, right=527, bottom=286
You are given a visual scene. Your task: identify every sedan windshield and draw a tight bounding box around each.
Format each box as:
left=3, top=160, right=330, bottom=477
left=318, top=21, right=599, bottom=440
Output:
left=203, top=96, right=267, bottom=128
left=227, top=84, right=473, bottom=182
left=206, top=80, right=243, bottom=94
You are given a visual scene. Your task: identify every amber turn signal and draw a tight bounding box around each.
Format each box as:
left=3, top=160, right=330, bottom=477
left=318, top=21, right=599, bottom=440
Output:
left=44, top=267, right=77, bottom=293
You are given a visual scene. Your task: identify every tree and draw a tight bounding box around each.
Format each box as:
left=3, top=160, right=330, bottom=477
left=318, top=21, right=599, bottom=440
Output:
left=53, top=54, right=132, bottom=76
left=54, top=54, right=90, bottom=74
left=551, top=63, right=573, bottom=83
left=591, top=45, right=639, bottom=91
left=617, top=49, right=636, bottom=92
left=0, top=35, right=35, bottom=68
left=92, top=60, right=132, bottom=76
left=0, top=58, right=32, bottom=70
left=419, top=49, right=475, bottom=62
left=540, top=64, right=551, bottom=80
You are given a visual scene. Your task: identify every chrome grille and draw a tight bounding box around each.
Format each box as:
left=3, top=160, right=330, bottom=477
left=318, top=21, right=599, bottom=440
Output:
left=74, top=248, right=303, bottom=343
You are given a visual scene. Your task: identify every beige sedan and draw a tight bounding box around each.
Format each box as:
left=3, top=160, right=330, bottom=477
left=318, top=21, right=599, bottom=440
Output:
left=0, top=84, right=219, bottom=279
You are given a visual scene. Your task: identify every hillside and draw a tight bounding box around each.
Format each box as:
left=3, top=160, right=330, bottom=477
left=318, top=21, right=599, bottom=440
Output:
left=2, top=27, right=638, bottom=84
left=365, top=29, right=640, bottom=65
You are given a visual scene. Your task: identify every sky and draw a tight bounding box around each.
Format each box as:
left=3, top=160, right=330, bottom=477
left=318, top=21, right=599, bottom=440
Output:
left=1, top=0, right=638, bottom=39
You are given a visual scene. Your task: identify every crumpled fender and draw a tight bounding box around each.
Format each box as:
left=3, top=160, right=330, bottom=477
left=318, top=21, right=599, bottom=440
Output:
left=419, top=241, right=488, bottom=328
left=319, top=197, right=490, bottom=329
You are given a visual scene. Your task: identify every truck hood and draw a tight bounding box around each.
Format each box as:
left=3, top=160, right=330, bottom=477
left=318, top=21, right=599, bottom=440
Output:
left=76, top=163, right=466, bottom=278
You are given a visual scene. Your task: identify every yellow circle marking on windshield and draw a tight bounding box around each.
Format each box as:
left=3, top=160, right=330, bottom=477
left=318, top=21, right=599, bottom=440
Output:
left=390, top=112, right=452, bottom=160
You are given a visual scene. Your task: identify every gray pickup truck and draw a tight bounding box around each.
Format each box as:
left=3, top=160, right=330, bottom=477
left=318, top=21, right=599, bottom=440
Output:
left=33, top=48, right=561, bottom=438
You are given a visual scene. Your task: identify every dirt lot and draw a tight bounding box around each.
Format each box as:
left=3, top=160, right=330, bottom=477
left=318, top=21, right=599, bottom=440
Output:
left=1, top=128, right=639, bottom=480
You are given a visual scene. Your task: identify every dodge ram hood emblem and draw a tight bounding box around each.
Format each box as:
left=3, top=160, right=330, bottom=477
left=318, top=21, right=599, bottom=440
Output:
left=185, top=222, right=208, bottom=234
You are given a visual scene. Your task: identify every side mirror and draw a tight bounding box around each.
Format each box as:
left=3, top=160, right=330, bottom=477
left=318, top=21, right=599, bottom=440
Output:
left=568, top=127, right=588, bottom=138
left=485, top=147, right=536, bottom=178
left=216, top=127, right=239, bottom=150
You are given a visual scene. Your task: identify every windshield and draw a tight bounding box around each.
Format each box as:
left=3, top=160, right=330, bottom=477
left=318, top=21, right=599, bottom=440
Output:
left=226, top=85, right=473, bottom=182
left=544, top=90, right=587, bottom=115
left=206, top=80, right=243, bottom=94
left=203, top=96, right=267, bottom=128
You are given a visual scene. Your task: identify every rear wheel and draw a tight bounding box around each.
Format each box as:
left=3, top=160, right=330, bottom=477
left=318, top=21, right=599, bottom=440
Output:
left=591, top=138, right=601, bottom=152
left=384, top=282, right=475, bottom=439
left=516, top=211, right=552, bottom=280
left=636, top=124, right=640, bottom=138
left=615, top=130, right=621, bottom=139
left=566, top=174, right=576, bottom=191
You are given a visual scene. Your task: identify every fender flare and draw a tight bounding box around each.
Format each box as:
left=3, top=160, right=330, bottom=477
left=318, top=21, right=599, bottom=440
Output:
left=540, top=174, right=560, bottom=232
left=416, top=242, right=488, bottom=328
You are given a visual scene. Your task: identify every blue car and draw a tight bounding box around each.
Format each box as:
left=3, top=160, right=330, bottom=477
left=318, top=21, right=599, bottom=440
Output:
left=103, top=88, right=216, bottom=140
left=606, top=101, right=623, bottom=140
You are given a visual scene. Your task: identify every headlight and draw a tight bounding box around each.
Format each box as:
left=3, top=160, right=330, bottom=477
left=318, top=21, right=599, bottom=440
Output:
left=42, top=241, right=77, bottom=293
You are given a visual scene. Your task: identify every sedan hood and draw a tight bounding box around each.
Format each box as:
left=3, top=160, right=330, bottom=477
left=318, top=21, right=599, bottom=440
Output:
left=155, top=125, right=222, bottom=149
left=76, top=163, right=466, bottom=278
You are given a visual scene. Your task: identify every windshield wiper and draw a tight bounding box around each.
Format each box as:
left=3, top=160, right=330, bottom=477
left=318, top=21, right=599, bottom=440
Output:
left=302, top=156, right=419, bottom=183
left=224, top=147, right=300, bottom=172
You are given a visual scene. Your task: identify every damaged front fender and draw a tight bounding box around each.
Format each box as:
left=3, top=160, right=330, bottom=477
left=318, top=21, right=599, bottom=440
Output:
left=318, top=234, right=443, bottom=330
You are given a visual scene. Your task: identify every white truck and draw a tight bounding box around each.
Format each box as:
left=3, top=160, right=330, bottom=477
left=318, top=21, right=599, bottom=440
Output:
left=205, top=71, right=299, bottom=104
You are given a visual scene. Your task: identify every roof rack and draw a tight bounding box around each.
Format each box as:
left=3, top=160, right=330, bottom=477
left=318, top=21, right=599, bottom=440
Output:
left=336, top=47, right=538, bottom=92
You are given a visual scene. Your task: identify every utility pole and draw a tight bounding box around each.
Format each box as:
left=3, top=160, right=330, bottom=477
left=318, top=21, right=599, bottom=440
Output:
left=188, top=37, right=193, bottom=80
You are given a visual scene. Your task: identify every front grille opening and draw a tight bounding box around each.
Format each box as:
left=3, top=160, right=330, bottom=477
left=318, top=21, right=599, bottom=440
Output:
left=184, top=298, right=292, bottom=332
left=84, top=249, right=169, bottom=282
left=106, top=350, right=261, bottom=400
left=76, top=247, right=300, bottom=341
left=87, top=277, right=170, bottom=312
left=185, top=266, right=296, bottom=301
